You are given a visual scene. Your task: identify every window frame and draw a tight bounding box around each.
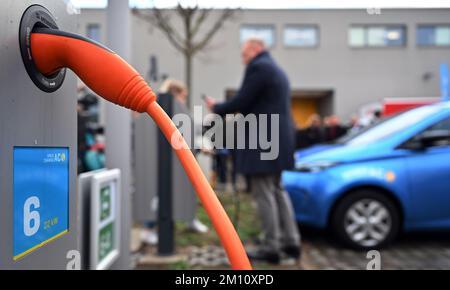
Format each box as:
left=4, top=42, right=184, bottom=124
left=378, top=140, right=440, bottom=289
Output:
left=348, top=24, right=407, bottom=49
left=416, top=24, right=450, bottom=48
left=283, top=24, right=320, bottom=49
left=400, top=115, right=450, bottom=150
left=239, top=24, right=276, bottom=48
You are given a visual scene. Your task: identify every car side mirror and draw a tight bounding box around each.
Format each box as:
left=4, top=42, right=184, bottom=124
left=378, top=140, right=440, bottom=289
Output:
left=419, top=130, right=450, bottom=147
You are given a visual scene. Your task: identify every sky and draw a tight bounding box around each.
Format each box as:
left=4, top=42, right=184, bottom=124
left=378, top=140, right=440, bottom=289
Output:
left=70, top=0, right=450, bottom=9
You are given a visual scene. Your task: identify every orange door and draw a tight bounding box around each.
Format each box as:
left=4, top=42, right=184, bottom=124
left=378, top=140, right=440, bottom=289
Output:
left=291, top=98, right=318, bottom=128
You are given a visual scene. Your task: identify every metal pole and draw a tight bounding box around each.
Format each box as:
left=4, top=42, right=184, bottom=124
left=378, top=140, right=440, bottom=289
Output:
left=440, top=63, right=449, bottom=102
left=106, top=0, right=133, bottom=269
left=157, top=94, right=175, bottom=256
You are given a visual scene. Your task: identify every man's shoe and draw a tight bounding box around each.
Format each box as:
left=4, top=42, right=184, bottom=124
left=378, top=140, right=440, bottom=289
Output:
left=282, top=245, right=301, bottom=260
left=247, top=249, right=280, bottom=264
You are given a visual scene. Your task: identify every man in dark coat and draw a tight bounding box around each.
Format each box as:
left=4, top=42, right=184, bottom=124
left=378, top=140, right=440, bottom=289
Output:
left=205, top=38, right=301, bottom=264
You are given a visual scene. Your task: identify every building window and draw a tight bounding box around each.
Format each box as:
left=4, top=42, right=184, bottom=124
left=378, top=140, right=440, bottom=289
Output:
left=87, top=24, right=101, bottom=42
left=349, top=27, right=365, bottom=47
left=417, top=25, right=450, bottom=47
left=284, top=25, right=319, bottom=47
left=349, top=25, right=406, bottom=47
left=240, top=25, right=275, bottom=47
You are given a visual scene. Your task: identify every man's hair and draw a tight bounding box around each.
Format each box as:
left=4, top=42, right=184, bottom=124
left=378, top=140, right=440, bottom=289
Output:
left=244, top=37, right=266, bottom=50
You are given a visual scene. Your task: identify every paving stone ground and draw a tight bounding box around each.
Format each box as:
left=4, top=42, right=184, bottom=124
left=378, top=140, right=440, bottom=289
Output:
left=135, top=227, right=450, bottom=270
left=300, top=227, right=450, bottom=270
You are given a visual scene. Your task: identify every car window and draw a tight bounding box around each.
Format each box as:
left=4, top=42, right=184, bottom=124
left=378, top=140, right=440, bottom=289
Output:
left=344, top=106, right=442, bottom=146
left=416, top=116, right=450, bottom=148
left=427, top=117, right=450, bottom=131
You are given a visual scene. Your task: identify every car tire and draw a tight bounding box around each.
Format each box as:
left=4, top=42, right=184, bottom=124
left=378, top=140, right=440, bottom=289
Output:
left=331, top=189, right=400, bottom=250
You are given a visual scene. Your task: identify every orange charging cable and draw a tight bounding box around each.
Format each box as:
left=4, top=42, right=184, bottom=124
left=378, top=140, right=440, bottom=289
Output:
left=147, top=102, right=251, bottom=270
left=30, top=28, right=252, bottom=270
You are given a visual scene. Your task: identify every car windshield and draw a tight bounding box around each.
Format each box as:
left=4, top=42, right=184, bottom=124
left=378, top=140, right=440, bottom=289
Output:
left=338, top=105, right=442, bottom=146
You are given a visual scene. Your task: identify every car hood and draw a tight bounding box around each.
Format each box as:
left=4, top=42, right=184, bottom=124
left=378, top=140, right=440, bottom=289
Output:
left=297, top=142, right=393, bottom=164
left=295, top=144, right=338, bottom=159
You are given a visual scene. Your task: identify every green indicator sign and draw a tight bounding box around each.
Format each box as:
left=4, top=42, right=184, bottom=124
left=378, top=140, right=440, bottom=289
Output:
left=99, top=222, right=114, bottom=261
left=100, top=186, right=112, bottom=221
left=90, top=169, right=121, bottom=270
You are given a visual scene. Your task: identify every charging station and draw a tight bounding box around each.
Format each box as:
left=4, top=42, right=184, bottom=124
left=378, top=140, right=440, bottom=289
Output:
left=0, top=1, right=78, bottom=269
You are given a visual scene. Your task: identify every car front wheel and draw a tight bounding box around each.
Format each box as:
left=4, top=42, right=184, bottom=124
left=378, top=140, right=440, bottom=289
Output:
left=331, top=189, right=400, bottom=249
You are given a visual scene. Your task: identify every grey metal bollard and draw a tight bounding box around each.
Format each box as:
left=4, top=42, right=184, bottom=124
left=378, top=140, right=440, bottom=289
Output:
left=133, top=95, right=197, bottom=251
left=0, top=1, right=78, bottom=269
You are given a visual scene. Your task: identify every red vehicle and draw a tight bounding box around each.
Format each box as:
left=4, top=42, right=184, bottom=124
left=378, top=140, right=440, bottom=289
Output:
left=383, top=97, right=440, bottom=116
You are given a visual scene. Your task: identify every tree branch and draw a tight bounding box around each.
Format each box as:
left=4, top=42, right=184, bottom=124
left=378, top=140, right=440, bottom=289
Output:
left=191, top=9, right=234, bottom=54
left=190, top=8, right=210, bottom=39
left=132, top=7, right=187, bottom=53
left=176, top=3, right=196, bottom=20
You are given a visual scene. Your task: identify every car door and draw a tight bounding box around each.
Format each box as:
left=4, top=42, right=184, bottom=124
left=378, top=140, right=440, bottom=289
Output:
left=404, top=116, right=450, bottom=227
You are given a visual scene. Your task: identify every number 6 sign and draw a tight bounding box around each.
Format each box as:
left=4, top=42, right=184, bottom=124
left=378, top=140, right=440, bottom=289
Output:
left=23, top=196, right=40, bottom=237
left=13, top=147, right=69, bottom=260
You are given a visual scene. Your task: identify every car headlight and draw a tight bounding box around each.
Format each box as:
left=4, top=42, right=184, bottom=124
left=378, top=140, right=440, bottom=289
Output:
left=294, top=161, right=339, bottom=173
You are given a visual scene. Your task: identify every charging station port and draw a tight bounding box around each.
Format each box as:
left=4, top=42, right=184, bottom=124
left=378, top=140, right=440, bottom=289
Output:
left=19, top=4, right=66, bottom=93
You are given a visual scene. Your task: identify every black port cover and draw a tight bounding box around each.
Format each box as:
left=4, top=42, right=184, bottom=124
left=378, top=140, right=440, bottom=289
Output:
left=19, top=4, right=66, bottom=93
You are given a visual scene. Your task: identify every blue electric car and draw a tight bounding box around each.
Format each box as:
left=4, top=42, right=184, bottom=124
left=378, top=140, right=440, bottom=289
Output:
left=282, top=102, right=450, bottom=249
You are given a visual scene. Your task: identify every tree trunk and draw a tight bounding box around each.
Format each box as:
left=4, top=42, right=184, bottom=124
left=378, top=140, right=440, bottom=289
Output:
left=184, top=10, right=192, bottom=109
left=185, top=53, right=192, bottom=109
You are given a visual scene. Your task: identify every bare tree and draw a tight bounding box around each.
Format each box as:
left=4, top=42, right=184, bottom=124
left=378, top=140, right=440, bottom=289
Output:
left=133, top=4, right=235, bottom=107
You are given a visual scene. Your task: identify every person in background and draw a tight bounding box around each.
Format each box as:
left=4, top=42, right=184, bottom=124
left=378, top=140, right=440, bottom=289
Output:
left=324, top=115, right=347, bottom=142
left=304, top=114, right=324, bottom=146
left=348, top=114, right=359, bottom=128
left=371, top=109, right=382, bottom=125
left=77, top=102, right=88, bottom=174
left=295, top=114, right=324, bottom=149
left=205, top=38, right=301, bottom=264
left=140, top=79, right=209, bottom=246
left=347, top=114, right=362, bottom=135
left=213, top=148, right=229, bottom=189
left=77, top=85, right=105, bottom=173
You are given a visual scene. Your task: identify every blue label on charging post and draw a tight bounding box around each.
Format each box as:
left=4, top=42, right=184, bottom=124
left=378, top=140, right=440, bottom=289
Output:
left=13, top=147, right=69, bottom=260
